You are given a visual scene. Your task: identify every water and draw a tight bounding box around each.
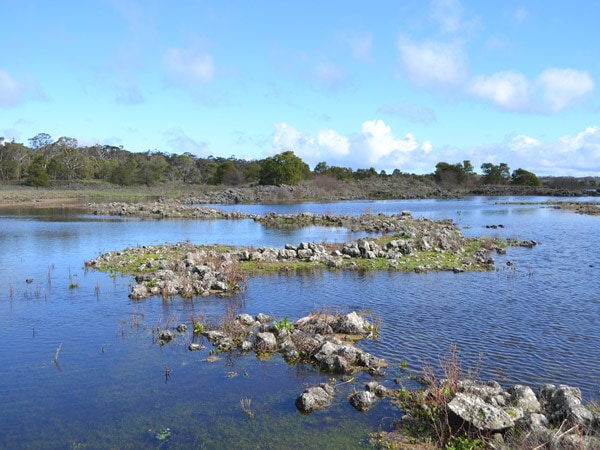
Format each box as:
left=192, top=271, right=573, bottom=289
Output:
left=1, top=197, right=599, bottom=448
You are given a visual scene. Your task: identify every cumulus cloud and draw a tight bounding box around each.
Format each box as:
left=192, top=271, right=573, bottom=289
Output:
left=269, top=120, right=600, bottom=176
left=466, top=68, right=594, bottom=113
left=271, top=120, right=432, bottom=171
left=163, top=46, right=215, bottom=87
left=536, top=68, right=595, bottom=113
left=468, top=71, right=531, bottom=111
left=397, top=38, right=468, bottom=88
left=317, top=129, right=349, bottom=156
left=467, top=128, right=600, bottom=176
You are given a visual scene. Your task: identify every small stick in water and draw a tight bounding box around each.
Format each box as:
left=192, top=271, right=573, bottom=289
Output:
left=53, top=342, right=62, bottom=364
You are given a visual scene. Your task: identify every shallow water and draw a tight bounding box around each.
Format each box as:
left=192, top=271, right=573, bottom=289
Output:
left=0, top=197, right=599, bottom=448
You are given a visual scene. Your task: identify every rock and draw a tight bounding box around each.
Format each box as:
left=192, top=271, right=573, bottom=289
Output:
left=176, top=324, right=188, bottom=333
left=349, top=391, right=377, bottom=411
left=236, top=313, right=255, bottom=326
left=188, top=343, right=205, bottom=351
left=129, top=284, right=149, bottom=300
left=508, top=384, right=541, bottom=414
left=447, top=392, right=515, bottom=432
left=295, top=383, right=335, bottom=413
left=255, top=313, right=274, bottom=324
left=254, top=332, right=278, bottom=353
left=333, top=311, right=369, bottom=334
left=158, top=329, right=175, bottom=342
left=366, top=382, right=389, bottom=397
left=538, top=384, right=596, bottom=428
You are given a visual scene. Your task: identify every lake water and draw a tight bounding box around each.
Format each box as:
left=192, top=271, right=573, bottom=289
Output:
left=1, top=197, right=599, bottom=449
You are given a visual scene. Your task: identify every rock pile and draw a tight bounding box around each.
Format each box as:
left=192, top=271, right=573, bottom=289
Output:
left=416, top=380, right=600, bottom=449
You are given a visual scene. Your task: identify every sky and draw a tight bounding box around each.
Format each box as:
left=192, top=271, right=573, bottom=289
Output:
left=1, top=0, right=599, bottom=176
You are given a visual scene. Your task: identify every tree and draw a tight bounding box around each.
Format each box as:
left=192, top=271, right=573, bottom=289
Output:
left=24, top=154, right=50, bottom=187
left=434, top=162, right=468, bottom=186
left=481, top=162, right=510, bottom=185
left=353, top=167, right=378, bottom=180
left=210, top=160, right=238, bottom=185
left=0, top=142, right=31, bottom=180
left=511, top=168, right=541, bottom=186
left=28, top=133, right=53, bottom=150
left=258, top=150, right=311, bottom=185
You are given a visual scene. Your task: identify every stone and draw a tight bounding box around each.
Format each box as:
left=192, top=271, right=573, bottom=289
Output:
left=349, top=391, right=377, bottom=411
left=255, top=313, right=274, bottom=324
left=236, top=313, right=255, bottom=326
left=295, top=383, right=335, bottom=413
left=334, top=311, right=369, bottom=334
left=188, top=343, right=205, bottom=351
left=158, top=329, right=175, bottom=342
left=255, top=332, right=278, bottom=353
left=447, top=392, right=515, bottom=431
left=508, top=384, right=541, bottom=414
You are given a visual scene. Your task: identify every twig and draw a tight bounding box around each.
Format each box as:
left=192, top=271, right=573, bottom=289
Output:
left=53, top=342, right=62, bottom=363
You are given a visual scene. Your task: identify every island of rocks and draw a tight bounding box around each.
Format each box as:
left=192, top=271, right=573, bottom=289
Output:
left=84, top=210, right=537, bottom=301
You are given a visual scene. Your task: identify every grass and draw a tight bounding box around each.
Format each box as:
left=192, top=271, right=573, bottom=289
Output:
left=383, top=345, right=487, bottom=450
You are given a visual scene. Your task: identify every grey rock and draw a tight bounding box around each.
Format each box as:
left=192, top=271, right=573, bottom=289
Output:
left=295, top=383, right=335, bottom=413
left=255, top=332, right=278, bottom=353
left=349, top=391, right=377, bottom=411
left=447, top=392, right=515, bottom=431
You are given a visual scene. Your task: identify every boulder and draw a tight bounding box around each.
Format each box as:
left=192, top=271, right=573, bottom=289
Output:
left=349, top=391, right=377, bottom=411
left=295, top=383, right=335, bottom=413
left=333, top=311, right=369, bottom=334
left=254, top=332, right=278, bottom=353
left=447, top=392, right=515, bottom=432
left=538, top=384, right=596, bottom=428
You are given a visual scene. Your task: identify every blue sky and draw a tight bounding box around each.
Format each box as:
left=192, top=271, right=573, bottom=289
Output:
left=1, top=0, right=599, bottom=176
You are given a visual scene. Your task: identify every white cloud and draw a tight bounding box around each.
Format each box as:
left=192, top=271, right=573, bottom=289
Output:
left=163, top=47, right=215, bottom=86
left=536, top=68, right=595, bottom=113
left=272, top=123, right=318, bottom=160
left=271, top=120, right=431, bottom=171
left=467, top=68, right=594, bottom=114
left=468, top=71, right=531, bottom=111
left=508, top=134, right=541, bottom=153
left=397, top=38, right=468, bottom=88
left=468, top=127, right=600, bottom=176
left=270, top=121, right=600, bottom=177
left=317, top=129, right=349, bottom=156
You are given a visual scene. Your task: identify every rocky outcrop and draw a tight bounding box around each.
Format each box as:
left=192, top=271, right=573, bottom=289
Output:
left=430, top=380, right=600, bottom=449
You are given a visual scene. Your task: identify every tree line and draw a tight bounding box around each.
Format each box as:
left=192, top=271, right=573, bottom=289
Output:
left=0, top=132, right=594, bottom=189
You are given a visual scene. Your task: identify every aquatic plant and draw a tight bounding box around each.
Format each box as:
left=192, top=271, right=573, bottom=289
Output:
left=273, top=317, right=293, bottom=334
left=240, top=397, right=254, bottom=418
left=193, top=321, right=204, bottom=334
